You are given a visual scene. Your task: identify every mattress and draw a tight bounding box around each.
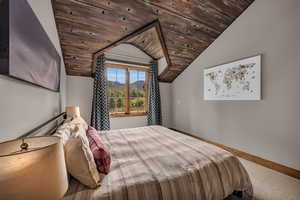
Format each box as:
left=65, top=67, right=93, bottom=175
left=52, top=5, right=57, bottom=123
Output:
left=63, top=126, right=253, bottom=200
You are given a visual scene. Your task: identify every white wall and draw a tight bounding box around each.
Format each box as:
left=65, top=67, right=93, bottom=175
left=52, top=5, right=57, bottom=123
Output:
left=105, top=43, right=153, bottom=64
left=160, top=82, right=172, bottom=128
left=67, top=76, right=171, bottom=129
left=158, top=57, right=168, bottom=75
left=0, top=0, right=66, bottom=142
left=171, top=0, right=300, bottom=170
left=105, top=43, right=168, bottom=73
left=67, top=76, right=93, bottom=125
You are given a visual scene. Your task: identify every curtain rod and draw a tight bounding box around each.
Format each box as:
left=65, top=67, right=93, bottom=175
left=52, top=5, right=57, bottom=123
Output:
left=105, top=58, right=152, bottom=67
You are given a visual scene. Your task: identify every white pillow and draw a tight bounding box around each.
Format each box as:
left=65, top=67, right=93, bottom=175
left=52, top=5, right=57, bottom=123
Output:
left=64, top=125, right=102, bottom=188
left=70, top=116, right=88, bottom=131
left=54, top=116, right=88, bottom=144
left=54, top=118, right=102, bottom=188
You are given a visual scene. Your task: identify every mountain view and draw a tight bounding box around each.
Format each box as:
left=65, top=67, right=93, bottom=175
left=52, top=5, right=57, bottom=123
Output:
left=108, top=80, right=146, bottom=113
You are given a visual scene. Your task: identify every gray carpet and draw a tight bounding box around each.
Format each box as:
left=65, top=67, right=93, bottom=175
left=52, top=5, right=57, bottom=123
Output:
left=228, top=158, right=300, bottom=200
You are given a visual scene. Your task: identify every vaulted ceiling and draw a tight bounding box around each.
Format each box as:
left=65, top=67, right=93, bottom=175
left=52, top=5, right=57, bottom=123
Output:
left=92, top=20, right=170, bottom=73
left=53, top=0, right=254, bottom=82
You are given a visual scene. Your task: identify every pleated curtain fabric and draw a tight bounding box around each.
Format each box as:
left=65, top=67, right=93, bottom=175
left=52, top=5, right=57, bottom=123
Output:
left=147, top=59, right=162, bottom=125
left=91, top=54, right=110, bottom=131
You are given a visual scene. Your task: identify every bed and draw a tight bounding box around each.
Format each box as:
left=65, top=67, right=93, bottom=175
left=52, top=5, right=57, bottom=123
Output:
left=63, top=125, right=253, bottom=200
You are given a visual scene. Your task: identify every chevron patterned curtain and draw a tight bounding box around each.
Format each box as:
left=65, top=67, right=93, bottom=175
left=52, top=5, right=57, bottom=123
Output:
left=91, top=54, right=110, bottom=130
left=147, top=60, right=162, bottom=125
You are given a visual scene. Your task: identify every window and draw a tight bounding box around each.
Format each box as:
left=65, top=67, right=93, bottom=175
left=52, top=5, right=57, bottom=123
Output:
left=106, top=63, right=149, bottom=117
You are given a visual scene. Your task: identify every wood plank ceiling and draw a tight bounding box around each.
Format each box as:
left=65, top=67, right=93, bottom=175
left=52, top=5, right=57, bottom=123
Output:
left=123, top=23, right=166, bottom=61
left=53, top=0, right=254, bottom=82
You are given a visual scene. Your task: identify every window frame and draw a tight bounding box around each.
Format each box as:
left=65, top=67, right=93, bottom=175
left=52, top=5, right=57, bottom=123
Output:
left=106, top=63, right=149, bottom=118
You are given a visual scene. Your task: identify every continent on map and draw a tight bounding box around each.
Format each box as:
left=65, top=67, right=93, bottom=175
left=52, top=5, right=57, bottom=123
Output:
left=205, top=63, right=255, bottom=96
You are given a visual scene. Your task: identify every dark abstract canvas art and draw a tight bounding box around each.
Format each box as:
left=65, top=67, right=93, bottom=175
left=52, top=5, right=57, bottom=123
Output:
left=0, top=0, right=9, bottom=74
left=0, top=0, right=61, bottom=91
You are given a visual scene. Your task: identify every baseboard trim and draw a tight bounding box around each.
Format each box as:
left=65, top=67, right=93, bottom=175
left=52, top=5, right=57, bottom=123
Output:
left=170, top=128, right=300, bottom=180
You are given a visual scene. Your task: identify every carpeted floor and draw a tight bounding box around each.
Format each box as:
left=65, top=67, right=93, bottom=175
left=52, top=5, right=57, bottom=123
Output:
left=227, top=158, right=300, bottom=200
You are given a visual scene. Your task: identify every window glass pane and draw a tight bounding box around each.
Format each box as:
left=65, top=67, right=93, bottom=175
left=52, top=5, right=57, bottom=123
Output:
left=129, top=70, right=146, bottom=112
left=130, top=97, right=145, bottom=112
left=107, top=67, right=126, bottom=113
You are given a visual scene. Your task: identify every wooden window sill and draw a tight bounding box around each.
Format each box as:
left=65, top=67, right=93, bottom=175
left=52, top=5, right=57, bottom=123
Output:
left=110, top=112, right=147, bottom=118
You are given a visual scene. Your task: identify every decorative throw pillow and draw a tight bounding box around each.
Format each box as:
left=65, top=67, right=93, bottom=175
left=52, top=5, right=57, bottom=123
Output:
left=64, top=125, right=103, bottom=188
left=86, top=126, right=111, bottom=174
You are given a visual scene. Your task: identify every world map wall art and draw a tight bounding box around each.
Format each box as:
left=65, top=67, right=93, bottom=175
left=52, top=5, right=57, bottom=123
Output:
left=204, top=55, right=261, bottom=100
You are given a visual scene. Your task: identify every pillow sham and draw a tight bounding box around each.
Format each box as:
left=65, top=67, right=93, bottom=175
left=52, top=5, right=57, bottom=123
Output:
left=54, top=119, right=103, bottom=188
left=86, top=126, right=111, bottom=174
left=54, top=116, right=88, bottom=144
left=54, top=120, right=75, bottom=145
left=64, top=125, right=102, bottom=188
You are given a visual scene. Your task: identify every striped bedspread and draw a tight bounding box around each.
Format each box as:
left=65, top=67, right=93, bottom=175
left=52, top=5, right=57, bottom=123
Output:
left=63, top=126, right=253, bottom=200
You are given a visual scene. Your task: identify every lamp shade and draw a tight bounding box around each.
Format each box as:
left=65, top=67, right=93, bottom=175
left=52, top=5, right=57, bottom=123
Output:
left=66, top=106, right=80, bottom=118
left=0, top=136, right=68, bottom=200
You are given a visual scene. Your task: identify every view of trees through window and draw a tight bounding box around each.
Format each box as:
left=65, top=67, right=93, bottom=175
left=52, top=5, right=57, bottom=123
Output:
left=107, top=65, right=148, bottom=115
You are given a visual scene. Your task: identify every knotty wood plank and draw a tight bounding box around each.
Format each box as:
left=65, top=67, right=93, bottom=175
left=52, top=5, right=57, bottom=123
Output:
left=53, top=0, right=254, bottom=81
